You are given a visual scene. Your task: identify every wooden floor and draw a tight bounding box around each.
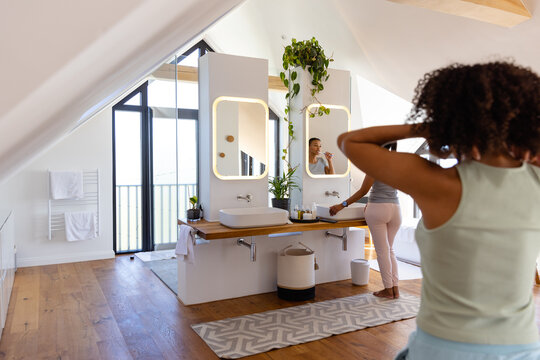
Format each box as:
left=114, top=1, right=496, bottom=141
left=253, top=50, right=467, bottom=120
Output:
left=0, top=247, right=538, bottom=360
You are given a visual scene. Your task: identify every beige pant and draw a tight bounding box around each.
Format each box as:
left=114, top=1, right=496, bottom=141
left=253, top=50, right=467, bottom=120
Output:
left=365, top=202, right=402, bottom=288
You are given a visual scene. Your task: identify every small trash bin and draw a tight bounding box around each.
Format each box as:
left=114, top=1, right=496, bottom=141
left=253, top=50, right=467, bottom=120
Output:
left=277, top=243, right=318, bottom=301
left=351, top=259, right=370, bottom=285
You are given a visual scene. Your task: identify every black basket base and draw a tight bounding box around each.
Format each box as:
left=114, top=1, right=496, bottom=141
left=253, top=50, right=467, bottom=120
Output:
left=277, top=286, right=315, bottom=301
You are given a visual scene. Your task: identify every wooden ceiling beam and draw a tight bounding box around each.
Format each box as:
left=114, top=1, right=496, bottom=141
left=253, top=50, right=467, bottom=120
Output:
left=150, top=63, right=287, bottom=91
left=387, top=0, right=531, bottom=27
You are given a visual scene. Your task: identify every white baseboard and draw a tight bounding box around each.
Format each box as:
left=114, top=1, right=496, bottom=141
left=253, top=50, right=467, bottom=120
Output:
left=17, top=250, right=115, bottom=267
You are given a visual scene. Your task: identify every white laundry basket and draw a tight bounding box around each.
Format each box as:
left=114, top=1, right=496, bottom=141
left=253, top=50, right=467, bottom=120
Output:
left=351, top=259, right=370, bottom=285
left=277, top=243, right=318, bottom=300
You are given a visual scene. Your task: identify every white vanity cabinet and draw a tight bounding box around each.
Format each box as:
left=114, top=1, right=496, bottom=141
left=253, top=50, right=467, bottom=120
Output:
left=0, top=210, right=16, bottom=338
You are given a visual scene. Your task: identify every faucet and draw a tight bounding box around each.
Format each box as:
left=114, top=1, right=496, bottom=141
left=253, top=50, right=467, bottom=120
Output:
left=237, top=194, right=253, bottom=202
left=325, top=191, right=340, bottom=198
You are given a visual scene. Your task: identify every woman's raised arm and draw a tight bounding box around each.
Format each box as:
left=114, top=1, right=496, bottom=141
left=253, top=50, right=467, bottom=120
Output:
left=338, top=124, right=461, bottom=228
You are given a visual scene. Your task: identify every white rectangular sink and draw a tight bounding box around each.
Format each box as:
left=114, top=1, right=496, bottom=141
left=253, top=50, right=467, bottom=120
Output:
left=317, top=203, right=366, bottom=220
left=219, top=207, right=289, bottom=228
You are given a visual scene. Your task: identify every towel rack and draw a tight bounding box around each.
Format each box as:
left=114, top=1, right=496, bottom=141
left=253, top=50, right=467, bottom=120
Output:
left=48, top=169, right=100, bottom=240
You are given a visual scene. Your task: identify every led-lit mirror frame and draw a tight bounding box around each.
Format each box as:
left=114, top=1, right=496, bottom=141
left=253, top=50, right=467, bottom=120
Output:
left=305, top=103, right=351, bottom=178
left=212, top=96, right=269, bottom=180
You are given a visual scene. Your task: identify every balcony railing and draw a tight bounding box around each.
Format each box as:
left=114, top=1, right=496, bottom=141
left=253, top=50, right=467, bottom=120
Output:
left=115, top=183, right=197, bottom=253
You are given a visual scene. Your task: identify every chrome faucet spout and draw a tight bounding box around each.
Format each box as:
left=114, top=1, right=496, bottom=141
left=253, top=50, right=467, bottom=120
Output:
left=237, top=194, right=253, bottom=202
left=325, top=191, right=340, bottom=198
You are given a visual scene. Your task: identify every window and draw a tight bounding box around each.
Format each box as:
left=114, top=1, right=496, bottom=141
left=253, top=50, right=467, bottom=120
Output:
left=113, top=41, right=213, bottom=253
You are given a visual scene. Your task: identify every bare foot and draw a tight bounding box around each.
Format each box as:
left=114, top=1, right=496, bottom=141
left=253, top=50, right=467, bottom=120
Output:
left=373, top=288, right=394, bottom=299
left=393, top=286, right=400, bottom=299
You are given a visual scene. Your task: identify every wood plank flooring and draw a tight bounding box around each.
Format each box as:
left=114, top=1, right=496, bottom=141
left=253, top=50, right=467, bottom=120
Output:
left=0, top=250, right=539, bottom=359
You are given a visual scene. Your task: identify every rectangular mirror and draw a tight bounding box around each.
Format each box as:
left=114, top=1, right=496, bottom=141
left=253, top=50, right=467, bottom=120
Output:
left=306, top=104, right=350, bottom=178
left=213, top=96, right=268, bottom=180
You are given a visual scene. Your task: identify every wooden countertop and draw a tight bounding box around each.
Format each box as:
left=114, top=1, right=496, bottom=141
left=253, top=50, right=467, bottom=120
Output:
left=178, top=218, right=367, bottom=240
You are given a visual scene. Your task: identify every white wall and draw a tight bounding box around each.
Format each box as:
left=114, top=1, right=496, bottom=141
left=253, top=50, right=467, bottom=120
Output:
left=199, top=53, right=269, bottom=221
left=0, top=109, right=114, bottom=267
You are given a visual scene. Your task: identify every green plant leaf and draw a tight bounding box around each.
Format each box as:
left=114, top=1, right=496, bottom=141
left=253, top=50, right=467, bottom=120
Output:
left=291, top=71, right=297, bottom=81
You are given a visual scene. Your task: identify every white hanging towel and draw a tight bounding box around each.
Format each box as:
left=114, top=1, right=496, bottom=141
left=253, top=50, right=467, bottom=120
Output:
left=64, top=211, right=97, bottom=241
left=176, top=225, right=196, bottom=263
left=49, top=171, right=84, bottom=200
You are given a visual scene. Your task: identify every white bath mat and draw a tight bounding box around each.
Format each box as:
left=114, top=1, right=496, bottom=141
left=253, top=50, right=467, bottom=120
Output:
left=134, top=249, right=176, bottom=262
left=369, top=259, right=423, bottom=280
left=192, top=292, right=420, bottom=359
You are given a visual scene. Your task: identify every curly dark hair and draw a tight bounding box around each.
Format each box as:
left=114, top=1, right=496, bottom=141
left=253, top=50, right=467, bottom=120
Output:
left=407, top=61, right=540, bottom=159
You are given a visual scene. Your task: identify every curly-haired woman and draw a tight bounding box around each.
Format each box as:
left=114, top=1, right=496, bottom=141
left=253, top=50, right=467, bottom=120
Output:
left=338, top=61, right=540, bottom=359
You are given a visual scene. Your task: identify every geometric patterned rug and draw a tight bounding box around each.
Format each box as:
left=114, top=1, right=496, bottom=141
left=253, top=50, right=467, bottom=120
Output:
left=191, top=292, right=420, bottom=359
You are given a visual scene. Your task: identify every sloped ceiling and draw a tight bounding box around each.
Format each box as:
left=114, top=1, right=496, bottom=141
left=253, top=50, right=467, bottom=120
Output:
left=1, top=0, right=538, bottom=184
left=206, top=0, right=538, bottom=103
left=0, top=0, right=242, bottom=184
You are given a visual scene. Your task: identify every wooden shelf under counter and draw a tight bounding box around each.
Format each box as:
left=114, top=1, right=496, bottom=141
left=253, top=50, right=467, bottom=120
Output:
left=178, top=218, right=367, bottom=240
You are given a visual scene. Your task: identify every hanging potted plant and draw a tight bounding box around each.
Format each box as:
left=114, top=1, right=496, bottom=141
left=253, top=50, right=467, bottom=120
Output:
left=279, top=37, right=334, bottom=167
left=187, top=195, right=201, bottom=220
left=269, top=166, right=300, bottom=211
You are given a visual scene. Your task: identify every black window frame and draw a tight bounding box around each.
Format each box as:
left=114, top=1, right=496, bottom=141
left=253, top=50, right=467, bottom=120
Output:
left=269, top=108, right=280, bottom=178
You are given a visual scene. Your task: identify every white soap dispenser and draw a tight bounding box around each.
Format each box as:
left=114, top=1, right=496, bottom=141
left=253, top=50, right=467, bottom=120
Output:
left=311, top=202, right=317, bottom=219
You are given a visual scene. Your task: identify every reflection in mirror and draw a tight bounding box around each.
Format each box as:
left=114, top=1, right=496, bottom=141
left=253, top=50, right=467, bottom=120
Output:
left=306, top=104, right=350, bottom=178
left=213, top=96, right=268, bottom=179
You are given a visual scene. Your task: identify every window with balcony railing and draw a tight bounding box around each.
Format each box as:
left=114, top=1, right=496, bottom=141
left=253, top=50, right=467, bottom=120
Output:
left=113, top=41, right=211, bottom=253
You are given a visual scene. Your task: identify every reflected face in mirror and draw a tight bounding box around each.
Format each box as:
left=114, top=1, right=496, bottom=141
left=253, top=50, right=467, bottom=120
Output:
left=306, top=104, right=350, bottom=178
left=213, top=97, right=268, bottom=180
left=308, top=138, right=334, bottom=175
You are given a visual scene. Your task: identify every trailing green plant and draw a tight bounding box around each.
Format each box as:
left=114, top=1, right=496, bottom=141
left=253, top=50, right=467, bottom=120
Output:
left=268, top=166, right=300, bottom=199
left=279, top=37, right=333, bottom=165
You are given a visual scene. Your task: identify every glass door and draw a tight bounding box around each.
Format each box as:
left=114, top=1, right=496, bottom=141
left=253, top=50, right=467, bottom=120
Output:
left=148, top=54, right=199, bottom=248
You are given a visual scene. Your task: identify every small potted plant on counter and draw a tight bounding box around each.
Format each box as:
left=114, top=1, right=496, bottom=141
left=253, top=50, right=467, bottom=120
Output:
left=187, top=195, right=201, bottom=220
left=269, top=167, right=300, bottom=211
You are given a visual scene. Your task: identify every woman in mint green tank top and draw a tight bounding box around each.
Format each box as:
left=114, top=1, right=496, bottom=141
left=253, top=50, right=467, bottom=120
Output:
left=338, top=61, right=540, bottom=360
